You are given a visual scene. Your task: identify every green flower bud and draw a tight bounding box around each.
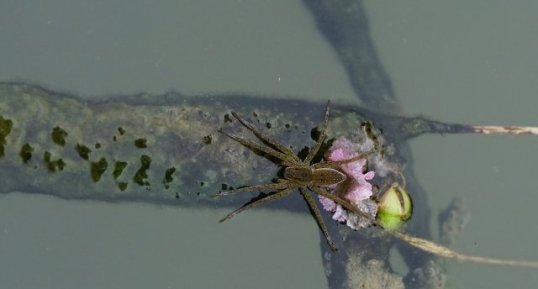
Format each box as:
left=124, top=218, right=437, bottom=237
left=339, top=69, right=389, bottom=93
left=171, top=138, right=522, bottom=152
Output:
left=376, top=183, right=413, bottom=230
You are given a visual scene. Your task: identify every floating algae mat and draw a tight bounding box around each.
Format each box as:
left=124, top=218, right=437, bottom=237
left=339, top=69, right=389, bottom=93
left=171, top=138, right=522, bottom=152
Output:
left=0, top=84, right=387, bottom=207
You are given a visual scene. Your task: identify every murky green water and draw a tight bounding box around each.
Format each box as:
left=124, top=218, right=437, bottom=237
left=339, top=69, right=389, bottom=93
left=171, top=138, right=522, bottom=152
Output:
left=367, top=1, right=538, bottom=288
left=1, top=1, right=537, bottom=289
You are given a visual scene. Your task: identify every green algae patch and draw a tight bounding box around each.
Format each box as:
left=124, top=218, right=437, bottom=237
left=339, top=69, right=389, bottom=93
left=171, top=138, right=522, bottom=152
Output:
left=43, top=151, right=66, bottom=172
left=0, top=115, right=14, bottom=158
left=75, top=144, right=92, bottom=160
left=90, top=157, right=108, bottom=182
left=117, top=127, right=126, bottom=135
left=112, top=161, right=127, bottom=180
left=19, top=143, right=34, bottom=163
left=117, top=181, right=128, bottom=191
left=51, top=126, right=68, bottom=146
left=202, top=135, right=212, bottom=145
left=133, top=154, right=151, bottom=186
left=163, top=167, right=176, bottom=189
left=223, top=114, right=232, bottom=123
left=134, top=138, right=147, bottom=148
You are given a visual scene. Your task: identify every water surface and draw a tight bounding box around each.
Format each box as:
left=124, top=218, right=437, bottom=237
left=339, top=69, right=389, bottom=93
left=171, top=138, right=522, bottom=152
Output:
left=1, top=1, right=537, bottom=288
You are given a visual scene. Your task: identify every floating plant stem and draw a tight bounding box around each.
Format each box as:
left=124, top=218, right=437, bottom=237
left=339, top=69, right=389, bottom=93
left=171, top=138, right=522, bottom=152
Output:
left=466, top=125, right=538, bottom=136
left=394, top=115, right=538, bottom=139
left=391, top=231, right=538, bottom=269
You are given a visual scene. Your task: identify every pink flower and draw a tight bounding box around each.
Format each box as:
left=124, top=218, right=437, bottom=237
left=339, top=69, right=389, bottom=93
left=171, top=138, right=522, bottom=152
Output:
left=318, top=137, right=376, bottom=229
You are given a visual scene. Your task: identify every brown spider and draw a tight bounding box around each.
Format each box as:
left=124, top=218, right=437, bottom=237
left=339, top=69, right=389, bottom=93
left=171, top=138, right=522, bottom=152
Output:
left=216, top=101, right=371, bottom=251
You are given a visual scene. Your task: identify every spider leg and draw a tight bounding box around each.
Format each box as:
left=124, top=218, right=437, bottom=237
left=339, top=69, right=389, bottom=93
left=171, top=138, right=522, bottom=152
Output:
left=218, top=186, right=297, bottom=223
left=219, top=129, right=293, bottom=166
left=304, top=100, right=330, bottom=164
left=231, top=112, right=301, bottom=163
left=299, top=187, right=337, bottom=251
left=312, top=150, right=373, bottom=169
left=303, top=134, right=326, bottom=164
left=309, top=186, right=374, bottom=222
left=215, top=180, right=289, bottom=196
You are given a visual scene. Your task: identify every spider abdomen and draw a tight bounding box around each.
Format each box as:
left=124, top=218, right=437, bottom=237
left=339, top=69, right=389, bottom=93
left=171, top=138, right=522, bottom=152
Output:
left=311, top=168, right=346, bottom=186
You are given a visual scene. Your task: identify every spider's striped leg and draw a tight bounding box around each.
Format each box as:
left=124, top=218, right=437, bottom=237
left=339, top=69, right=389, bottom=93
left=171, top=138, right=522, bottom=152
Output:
left=215, top=180, right=289, bottom=196
left=304, top=133, right=326, bottom=164
left=299, top=187, right=337, bottom=251
left=304, top=100, right=331, bottom=164
left=231, top=112, right=301, bottom=163
left=309, top=186, right=373, bottom=222
left=219, top=129, right=293, bottom=166
left=218, top=186, right=297, bottom=223
left=313, top=150, right=374, bottom=169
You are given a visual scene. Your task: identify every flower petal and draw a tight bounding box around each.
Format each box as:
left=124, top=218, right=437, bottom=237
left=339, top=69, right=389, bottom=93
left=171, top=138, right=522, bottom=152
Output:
left=318, top=195, right=336, bottom=211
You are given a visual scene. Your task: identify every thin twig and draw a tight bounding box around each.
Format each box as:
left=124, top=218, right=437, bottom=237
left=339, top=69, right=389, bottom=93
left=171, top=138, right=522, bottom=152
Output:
left=391, top=231, right=538, bottom=269
left=469, top=125, right=538, bottom=136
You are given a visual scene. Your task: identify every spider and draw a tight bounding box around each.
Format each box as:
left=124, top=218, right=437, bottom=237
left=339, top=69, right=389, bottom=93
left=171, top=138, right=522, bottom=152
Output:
left=216, top=101, right=371, bottom=251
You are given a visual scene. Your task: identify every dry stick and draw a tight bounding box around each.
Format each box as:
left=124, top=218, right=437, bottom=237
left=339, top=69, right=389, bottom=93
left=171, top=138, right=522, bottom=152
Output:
left=469, top=125, right=538, bottom=136
left=391, top=231, right=538, bottom=269
left=394, top=115, right=538, bottom=139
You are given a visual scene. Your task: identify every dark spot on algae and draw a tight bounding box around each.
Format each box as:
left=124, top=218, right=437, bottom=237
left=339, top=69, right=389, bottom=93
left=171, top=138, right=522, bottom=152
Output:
left=0, top=115, right=14, bottom=158
left=90, top=157, right=108, bottom=182
left=118, top=127, right=126, bottom=135
left=133, top=154, right=151, bottom=186
left=221, top=183, right=229, bottom=190
left=297, top=146, right=310, bottom=161
left=223, top=114, right=232, bottom=123
left=202, top=135, right=212, bottom=145
left=163, top=167, right=176, bottom=189
left=310, top=127, right=322, bottom=142
left=265, top=122, right=272, bottom=129
left=117, top=181, right=128, bottom=191
left=19, top=143, right=34, bottom=163
left=112, top=161, right=127, bottom=180
left=112, top=136, right=117, bottom=142
left=51, top=126, right=68, bottom=146
left=75, top=144, right=91, bottom=160
left=43, top=151, right=66, bottom=172
left=95, top=142, right=101, bottom=149
left=134, top=138, right=147, bottom=148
